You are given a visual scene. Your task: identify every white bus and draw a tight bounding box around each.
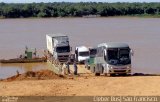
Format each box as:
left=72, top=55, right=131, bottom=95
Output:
left=92, top=42, right=133, bottom=76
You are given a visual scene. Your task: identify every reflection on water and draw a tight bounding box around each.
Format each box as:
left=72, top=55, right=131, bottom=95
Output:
left=0, top=63, right=47, bottom=79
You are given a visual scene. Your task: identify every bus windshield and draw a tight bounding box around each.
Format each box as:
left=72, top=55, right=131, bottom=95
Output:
left=56, top=46, right=70, bottom=53
left=79, top=51, right=89, bottom=57
left=107, top=48, right=131, bottom=65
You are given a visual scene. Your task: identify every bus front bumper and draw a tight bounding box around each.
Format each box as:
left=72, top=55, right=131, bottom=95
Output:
left=109, top=69, right=131, bottom=74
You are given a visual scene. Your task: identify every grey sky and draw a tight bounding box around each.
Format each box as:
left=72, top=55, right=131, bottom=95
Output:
left=0, top=0, right=160, bottom=3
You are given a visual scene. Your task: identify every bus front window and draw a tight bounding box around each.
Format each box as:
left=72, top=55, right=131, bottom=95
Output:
left=107, top=48, right=119, bottom=65
left=119, top=49, right=131, bottom=65
left=107, top=48, right=131, bottom=65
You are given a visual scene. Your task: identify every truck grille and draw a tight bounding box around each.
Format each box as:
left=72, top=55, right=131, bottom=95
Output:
left=58, top=55, right=69, bottom=63
left=58, top=55, right=69, bottom=58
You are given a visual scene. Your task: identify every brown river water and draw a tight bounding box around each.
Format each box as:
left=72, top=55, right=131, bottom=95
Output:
left=0, top=17, right=160, bottom=78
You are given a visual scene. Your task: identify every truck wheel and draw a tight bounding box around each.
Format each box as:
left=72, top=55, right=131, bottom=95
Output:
left=95, top=73, right=100, bottom=76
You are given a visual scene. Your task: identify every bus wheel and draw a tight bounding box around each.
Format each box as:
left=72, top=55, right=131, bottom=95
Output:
left=110, top=74, right=116, bottom=77
left=95, top=73, right=100, bottom=76
left=120, top=73, right=127, bottom=76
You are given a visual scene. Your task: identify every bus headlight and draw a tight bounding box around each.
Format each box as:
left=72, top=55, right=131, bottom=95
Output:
left=126, top=66, right=131, bottom=73
left=108, top=65, right=113, bottom=69
left=127, top=66, right=130, bottom=69
left=128, top=70, right=131, bottom=73
left=127, top=65, right=131, bottom=69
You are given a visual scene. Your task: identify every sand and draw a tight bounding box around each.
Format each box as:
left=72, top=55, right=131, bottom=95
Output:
left=1, top=76, right=160, bottom=96
left=0, top=65, right=160, bottom=96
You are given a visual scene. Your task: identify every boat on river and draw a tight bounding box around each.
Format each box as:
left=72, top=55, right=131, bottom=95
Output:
left=0, top=46, right=47, bottom=63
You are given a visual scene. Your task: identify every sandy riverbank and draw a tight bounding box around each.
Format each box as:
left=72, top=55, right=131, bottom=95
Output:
left=0, top=65, right=160, bottom=96
left=1, top=76, right=160, bottom=96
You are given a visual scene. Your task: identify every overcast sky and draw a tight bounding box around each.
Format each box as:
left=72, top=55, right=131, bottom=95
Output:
left=0, top=0, right=160, bottom=3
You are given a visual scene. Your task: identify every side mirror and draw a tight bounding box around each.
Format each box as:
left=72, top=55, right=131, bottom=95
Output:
left=70, top=47, right=72, bottom=51
left=130, top=49, right=134, bottom=56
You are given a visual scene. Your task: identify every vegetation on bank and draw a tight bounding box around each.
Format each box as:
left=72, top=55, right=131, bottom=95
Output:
left=0, top=2, right=160, bottom=18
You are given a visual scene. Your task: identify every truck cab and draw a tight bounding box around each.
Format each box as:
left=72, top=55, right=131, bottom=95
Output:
left=46, top=34, right=71, bottom=63
left=75, top=46, right=90, bottom=64
left=85, top=48, right=97, bottom=70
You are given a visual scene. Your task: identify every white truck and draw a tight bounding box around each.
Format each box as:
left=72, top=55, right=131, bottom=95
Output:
left=46, top=34, right=71, bottom=63
left=75, top=46, right=90, bottom=64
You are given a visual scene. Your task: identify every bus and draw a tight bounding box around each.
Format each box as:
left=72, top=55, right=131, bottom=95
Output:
left=92, top=42, right=133, bottom=76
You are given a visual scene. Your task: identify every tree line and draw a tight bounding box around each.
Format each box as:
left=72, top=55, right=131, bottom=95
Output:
left=0, top=2, right=160, bottom=18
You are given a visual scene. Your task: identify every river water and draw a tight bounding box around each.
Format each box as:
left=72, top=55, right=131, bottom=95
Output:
left=0, top=63, right=47, bottom=79
left=0, top=17, right=160, bottom=78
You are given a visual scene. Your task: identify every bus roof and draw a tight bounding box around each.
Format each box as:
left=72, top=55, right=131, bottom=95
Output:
left=47, top=34, right=68, bottom=37
left=98, top=42, right=129, bottom=48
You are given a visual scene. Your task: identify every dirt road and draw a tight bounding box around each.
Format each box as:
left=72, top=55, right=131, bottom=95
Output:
left=1, top=76, right=160, bottom=96
left=0, top=65, right=160, bottom=96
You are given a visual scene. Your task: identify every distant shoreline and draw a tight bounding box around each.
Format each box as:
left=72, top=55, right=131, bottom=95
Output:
left=0, top=15, right=160, bottom=19
left=1, top=2, right=160, bottom=19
